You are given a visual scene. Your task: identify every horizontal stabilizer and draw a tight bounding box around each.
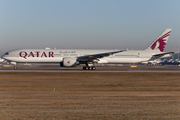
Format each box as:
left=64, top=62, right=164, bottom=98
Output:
left=149, top=52, right=174, bottom=61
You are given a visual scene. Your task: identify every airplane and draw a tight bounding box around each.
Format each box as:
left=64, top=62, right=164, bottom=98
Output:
left=2, top=28, right=174, bottom=70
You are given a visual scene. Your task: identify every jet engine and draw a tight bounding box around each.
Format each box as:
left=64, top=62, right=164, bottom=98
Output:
left=60, top=57, right=79, bottom=67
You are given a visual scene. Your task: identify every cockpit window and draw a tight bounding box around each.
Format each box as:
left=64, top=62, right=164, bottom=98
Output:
left=4, top=52, right=9, bottom=55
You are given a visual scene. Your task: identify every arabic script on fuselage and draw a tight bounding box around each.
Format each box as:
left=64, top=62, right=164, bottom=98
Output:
left=59, top=51, right=76, bottom=54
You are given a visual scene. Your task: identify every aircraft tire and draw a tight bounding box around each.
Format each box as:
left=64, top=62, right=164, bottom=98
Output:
left=83, top=66, right=86, bottom=70
left=92, top=67, right=96, bottom=70
left=14, top=66, right=17, bottom=70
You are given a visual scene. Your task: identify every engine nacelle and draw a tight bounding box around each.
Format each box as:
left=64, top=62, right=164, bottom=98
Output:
left=60, top=57, right=79, bottom=67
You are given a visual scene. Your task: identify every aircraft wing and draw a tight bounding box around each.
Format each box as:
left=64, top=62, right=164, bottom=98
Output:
left=78, top=50, right=125, bottom=61
left=149, top=52, right=174, bottom=61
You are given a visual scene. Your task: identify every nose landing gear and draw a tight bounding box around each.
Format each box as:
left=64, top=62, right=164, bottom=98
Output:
left=14, top=66, right=17, bottom=70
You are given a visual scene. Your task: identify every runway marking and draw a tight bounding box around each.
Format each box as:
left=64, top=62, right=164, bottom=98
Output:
left=131, top=65, right=137, bottom=67
left=3, top=65, right=13, bottom=67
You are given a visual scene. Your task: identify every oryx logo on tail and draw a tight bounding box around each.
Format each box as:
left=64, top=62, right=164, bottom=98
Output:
left=145, top=28, right=172, bottom=52
left=150, top=31, right=171, bottom=52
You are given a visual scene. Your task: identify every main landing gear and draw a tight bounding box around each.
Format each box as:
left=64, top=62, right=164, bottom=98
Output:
left=83, top=66, right=96, bottom=70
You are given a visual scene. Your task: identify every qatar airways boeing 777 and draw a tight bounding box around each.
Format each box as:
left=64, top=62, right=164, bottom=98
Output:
left=2, top=28, right=173, bottom=70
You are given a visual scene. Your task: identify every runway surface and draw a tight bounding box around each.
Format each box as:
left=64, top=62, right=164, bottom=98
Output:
left=0, top=64, right=180, bottom=72
left=1, top=70, right=180, bottom=73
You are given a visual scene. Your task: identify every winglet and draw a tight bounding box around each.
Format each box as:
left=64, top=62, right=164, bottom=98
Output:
left=145, top=28, right=172, bottom=52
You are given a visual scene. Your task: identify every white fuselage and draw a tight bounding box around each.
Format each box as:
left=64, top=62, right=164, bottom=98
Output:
left=2, top=49, right=158, bottom=64
left=1, top=28, right=173, bottom=69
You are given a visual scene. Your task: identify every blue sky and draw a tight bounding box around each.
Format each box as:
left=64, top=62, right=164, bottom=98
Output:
left=0, top=0, right=180, bottom=56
